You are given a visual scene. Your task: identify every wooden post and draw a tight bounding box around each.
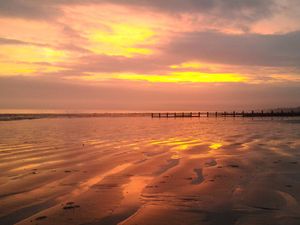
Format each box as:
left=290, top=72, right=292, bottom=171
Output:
left=150, top=109, right=300, bottom=118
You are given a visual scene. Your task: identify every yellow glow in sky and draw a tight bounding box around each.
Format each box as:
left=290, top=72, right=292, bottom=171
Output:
left=0, top=2, right=297, bottom=87
left=116, top=71, right=246, bottom=83
left=0, top=45, right=67, bottom=63
left=0, top=62, right=65, bottom=76
left=0, top=45, right=67, bottom=76
left=0, top=62, right=35, bottom=76
left=88, top=23, right=155, bottom=57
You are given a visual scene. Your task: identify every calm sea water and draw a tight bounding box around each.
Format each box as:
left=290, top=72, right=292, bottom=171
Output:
left=0, top=117, right=300, bottom=225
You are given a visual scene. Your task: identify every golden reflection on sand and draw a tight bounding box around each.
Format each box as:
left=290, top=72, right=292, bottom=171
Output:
left=150, top=138, right=199, bottom=146
left=121, top=176, right=152, bottom=208
left=63, top=163, right=132, bottom=199
left=10, top=163, right=42, bottom=172
left=10, top=160, right=65, bottom=172
left=148, top=137, right=227, bottom=162
left=170, top=154, right=181, bottom=159
left=209, top=143, right=223, bottom=150
left=172, top=142, right=198, bottom=151
left=1, top=117, right=300, bottom=225
left=269, top=147, right=292, bottom=157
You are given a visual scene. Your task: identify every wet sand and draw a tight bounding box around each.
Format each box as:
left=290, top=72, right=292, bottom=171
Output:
left=0, top=117, right=300, bottom=225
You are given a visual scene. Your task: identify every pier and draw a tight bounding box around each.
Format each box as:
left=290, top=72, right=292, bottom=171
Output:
left=151, top=110, right=300, bottom=118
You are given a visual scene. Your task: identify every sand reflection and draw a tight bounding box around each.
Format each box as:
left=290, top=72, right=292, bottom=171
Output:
left=1, top=117, right=300, bottom=225
left=209, top=142, right=223, bottom=150
left=65, top=163, right=132, bottom=199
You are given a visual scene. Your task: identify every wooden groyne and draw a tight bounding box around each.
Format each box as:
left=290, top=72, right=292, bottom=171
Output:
left=151, top=110, right=300, bottom=118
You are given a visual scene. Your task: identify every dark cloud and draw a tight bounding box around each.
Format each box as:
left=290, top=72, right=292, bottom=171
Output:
left=60, top=54, right=179, bottom=74
left=109, top=0, right=276, bottom=22
left=0, top=0, right=60, bottom=19
left=0, top=36, right=90, bottom=53
left=0, top=37, right=49, bottom=47
left=0, top=0, right=276, bottom=24
left=0, top=37, right=29, bottom=45
left=166, top=31, right=300, bottom=67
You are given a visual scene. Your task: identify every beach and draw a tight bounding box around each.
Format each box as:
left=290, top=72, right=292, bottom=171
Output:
left=0, top=117, right=300, bottom=225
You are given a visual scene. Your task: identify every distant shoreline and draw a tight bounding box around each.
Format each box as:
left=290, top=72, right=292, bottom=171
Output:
left=1, top=111, right=300, bottom=121
left=0, top=113, right=151, bottom=121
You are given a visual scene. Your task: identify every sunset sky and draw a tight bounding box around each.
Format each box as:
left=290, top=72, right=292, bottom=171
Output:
left=1, top=0, right=300, bottom=111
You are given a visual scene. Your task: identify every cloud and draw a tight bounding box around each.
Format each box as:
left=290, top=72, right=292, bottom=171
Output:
left=59, top=54, right=178, bottom=74
left=39, top=28, right=300, bottom=82
left=0, top=0, right=60, bottom=19
left=1, top=76, right=299, bottom=110
left=166, top=31, right=300, bottom=67
left=108, top=0, right=276, bottom=23
left=0, top=37, right=30, bottom=45
left=0, top=37, right=50, bottom=47
left=0, top=0, right=276, bottom=24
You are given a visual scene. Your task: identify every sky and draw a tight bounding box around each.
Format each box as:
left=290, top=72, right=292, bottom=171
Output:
left=1, top=0, right=300, bottom=111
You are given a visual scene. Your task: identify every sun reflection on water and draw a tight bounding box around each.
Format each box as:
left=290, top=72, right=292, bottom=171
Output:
left=149, top=137, right=225, bottom=160
left=209, top=143, right=223, bottom=150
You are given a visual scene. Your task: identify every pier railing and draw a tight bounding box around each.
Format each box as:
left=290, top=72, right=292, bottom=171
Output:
left=151, top=110, right=300, bottom=118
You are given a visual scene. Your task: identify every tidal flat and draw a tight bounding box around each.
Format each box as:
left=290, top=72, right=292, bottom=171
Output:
left=0, top=117, right=300, bottom=225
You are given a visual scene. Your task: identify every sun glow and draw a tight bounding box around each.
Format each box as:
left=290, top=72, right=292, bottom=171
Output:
left=0, top=62, right=64, bottom=76
left=116, top=71, right=246, bottom=83
left=0, top=45, right=67, bottom=63
left=0, top=44, right=68, bottom=76
left=80, top=70, right=246, bottom=83
left=88, top=23, right=155, bottom=57
left=0, top=62, right=35, bottom=75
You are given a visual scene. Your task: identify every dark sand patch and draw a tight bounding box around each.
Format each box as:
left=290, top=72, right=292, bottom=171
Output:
left=0, top=200, right=54, bottom=225
left=191, top=168, right=204, bottom=184
left=204, top=159, right=217, bottom=167
left=155, top=158, right=179, bottom=175
left=183, top=144, right=210, bottom=155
